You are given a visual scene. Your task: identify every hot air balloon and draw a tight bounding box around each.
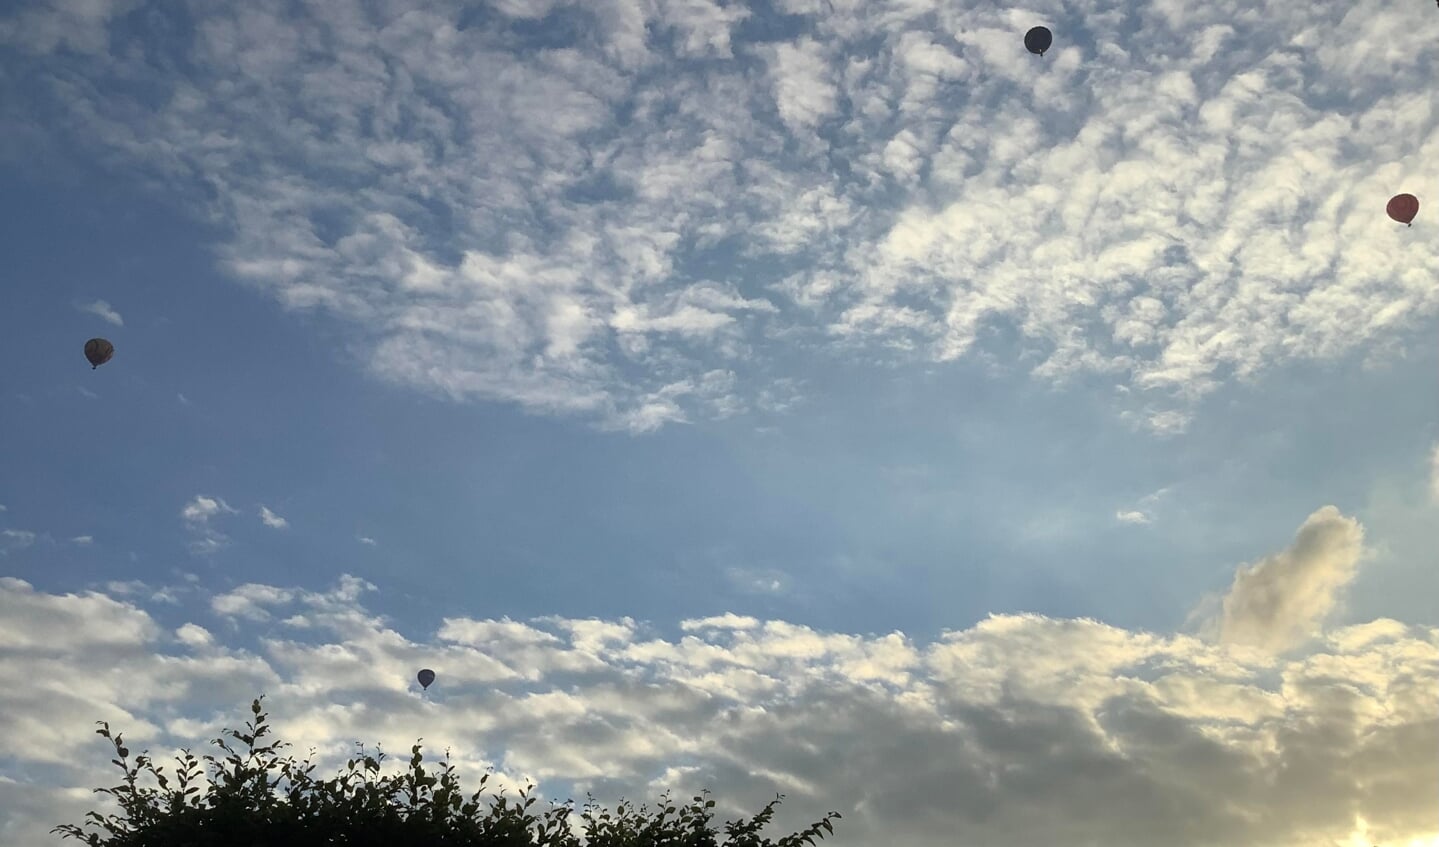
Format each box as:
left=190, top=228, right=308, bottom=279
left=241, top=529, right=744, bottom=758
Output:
left=417, top=669, right=435, bottom=690
left=1387, top=193, right=1419, bottom=227
left=84, top=338, right=114, bottom=370
left=1024, top=26, right=1053, bottom=56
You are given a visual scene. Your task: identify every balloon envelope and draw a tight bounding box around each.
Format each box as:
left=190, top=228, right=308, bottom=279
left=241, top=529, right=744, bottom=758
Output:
left=417, top=669, right=436, bottom=690
left=84, top=338, right=114, bottom=369
left=1024, top=26, right=1053, bottom=56
left=1387, top=193, right=1419, bottom=225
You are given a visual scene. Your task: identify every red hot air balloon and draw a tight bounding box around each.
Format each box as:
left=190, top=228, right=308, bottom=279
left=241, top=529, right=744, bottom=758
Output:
left=1387, top=193, right=1419, bottom=227
left=84, top=338, right=114, bottom=369
left=417, top=669, right=435, bottom=690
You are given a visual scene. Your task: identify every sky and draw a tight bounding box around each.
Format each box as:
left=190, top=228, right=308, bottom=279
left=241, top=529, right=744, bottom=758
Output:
left=0, top=0, right=1436, bottom=845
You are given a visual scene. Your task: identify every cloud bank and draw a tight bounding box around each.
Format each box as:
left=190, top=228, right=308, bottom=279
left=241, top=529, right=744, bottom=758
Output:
left=0, top=506, right=1435, bottom=847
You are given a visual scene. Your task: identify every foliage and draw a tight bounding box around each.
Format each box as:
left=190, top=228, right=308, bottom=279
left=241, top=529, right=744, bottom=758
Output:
left=54, top=697, right=842, bottom=847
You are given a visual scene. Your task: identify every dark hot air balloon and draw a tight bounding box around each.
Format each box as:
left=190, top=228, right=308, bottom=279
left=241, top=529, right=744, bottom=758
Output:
left=84, top=338, right=114, bottom=370
left=1387, top=193, right=1419, bottom=227
left=1024, top=26, right=1053, bottom=56
left=417, top=669, right=436, bottom=690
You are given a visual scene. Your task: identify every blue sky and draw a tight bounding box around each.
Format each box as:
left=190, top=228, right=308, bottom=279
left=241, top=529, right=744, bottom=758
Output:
left=1, top=1, right=1437, bottom=846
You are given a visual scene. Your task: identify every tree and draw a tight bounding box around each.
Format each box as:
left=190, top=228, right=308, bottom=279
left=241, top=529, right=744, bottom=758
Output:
left=54, top=697, right=842, bottom=847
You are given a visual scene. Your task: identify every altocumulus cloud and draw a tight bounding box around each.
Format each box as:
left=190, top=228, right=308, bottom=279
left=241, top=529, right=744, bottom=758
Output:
left=1, top=520, right=1436, bottom=847
left=3, top=0, right=1435, bottom=432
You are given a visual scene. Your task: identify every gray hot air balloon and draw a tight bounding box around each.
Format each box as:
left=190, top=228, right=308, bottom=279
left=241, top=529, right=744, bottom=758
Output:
left=1024, top=26, right=1053, bottom=56
left=84, top=338, right=114, bottom=370
left=417, top=669, right=436, bottom=690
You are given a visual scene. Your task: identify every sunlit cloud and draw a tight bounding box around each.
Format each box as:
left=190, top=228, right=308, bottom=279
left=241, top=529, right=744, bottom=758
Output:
left=1213, top=506, right=1365, bottom=653
left=0, top=571, right=1433, bottom=847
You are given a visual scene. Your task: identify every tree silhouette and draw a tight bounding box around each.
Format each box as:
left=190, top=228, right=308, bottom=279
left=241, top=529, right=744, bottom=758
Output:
left=54, top=697, right=842, bottom=847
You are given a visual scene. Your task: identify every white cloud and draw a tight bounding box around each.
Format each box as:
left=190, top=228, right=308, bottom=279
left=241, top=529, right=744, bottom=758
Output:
left=258, top=505, right=289, bottom=529
left=0, top=577, right=159, bottom=654
left=1115, top=510, right=1150, bottom=525
left=104, top=580, right=147, bottom=597
left=70, top=535, right=93, bottom=546
left=357, top=535, right=377, bottom=546
left=768, top=38, right=839, bottom=132
left=682, top=613, right=761, bottom=632
left=0, top=573, right=1434, bottom=847
left=175, top=623, right=214, bottom=648
left=75, top=299, right=123, bottom=326
left=182, top=495, right=237, bottom=554
left=211, top=584, right=296, bottom=623
left=1214, top=506, right=1366, bottom=653
left=181, top=495, right=235, bottom=525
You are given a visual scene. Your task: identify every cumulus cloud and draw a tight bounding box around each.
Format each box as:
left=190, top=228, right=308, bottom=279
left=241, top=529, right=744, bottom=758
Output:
left=75, top=299, right=123, bottom=326
left=5, top=0, right=1432, bottom=433
left=258, top=505, right=289, bottom=529
left=1115, top=510, right=1150, bottom=525
left=0, top=574, right=1434, bottom=847
left=357, top=535, right=377, bottom=546
left=70, top=535, right=93, bottom=546
left=175, top=622, right=214, bottom=648
left=1215, top=506, right=1366, bottom=653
